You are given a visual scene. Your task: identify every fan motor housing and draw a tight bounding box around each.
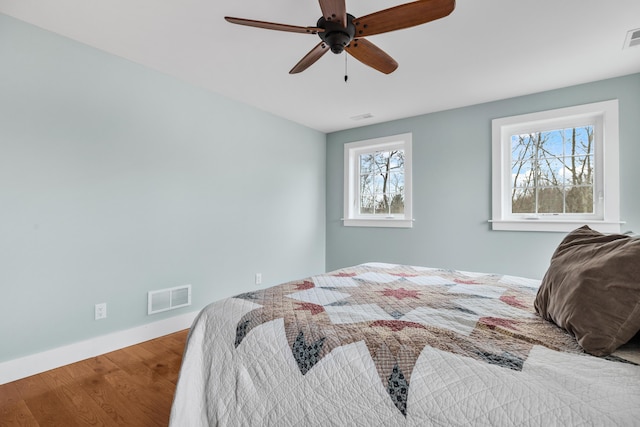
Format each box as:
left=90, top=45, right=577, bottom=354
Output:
left=317, top=14, right=356, bottom=54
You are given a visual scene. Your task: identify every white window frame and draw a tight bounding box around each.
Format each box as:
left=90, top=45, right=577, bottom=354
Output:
left=343, top=133, right=413, bottom=228
left=491, top=99, right=621, bottom=233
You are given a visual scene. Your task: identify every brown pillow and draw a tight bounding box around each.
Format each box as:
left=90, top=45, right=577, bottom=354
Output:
left=534, top=225, right=640, bottom=356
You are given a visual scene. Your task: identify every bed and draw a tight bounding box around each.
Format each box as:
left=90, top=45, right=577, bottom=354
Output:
left=170, top=227, right=640, bottom=426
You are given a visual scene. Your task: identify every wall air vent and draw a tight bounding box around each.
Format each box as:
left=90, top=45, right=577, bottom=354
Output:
left=624, top=28, right=640, bottom=49
left=148, top=284, right=192, bottom=315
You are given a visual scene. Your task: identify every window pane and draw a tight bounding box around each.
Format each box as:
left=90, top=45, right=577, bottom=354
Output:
left=388, top=150, right=405, bottom=169
left=373, top=174, right=385, bottom=194
left=564, top=126, right=593, bottom=156
left=360, top=173, right=373, bottom=198
left=360, top=195, right=374, bottom=214
left=537, top=188, right=564, bottom=213
left=537, top=157, right=565, bottom=187
left=360, top=154, right=374, bottom=174
left=511, top=135, right=536, bottom=162
left=374, top=194, right=388, bottom=214
left=373, top=152, right=387, bottom=174
left=510, top=126, right=595, bottom=215
left=539, top=130, right=563, bottom=158
left=512, top=189, right=536, bottom=213
left=566, top=155, right=593, bottom=185
left=566, top=186, right=593, bottom=213
left=353, top=143, right=407, bottom=218
left=388, top=171, right=404, bottom=193
left=511, top=160, right=534, bottom=189
left=389, top=193, right=404, bottom=214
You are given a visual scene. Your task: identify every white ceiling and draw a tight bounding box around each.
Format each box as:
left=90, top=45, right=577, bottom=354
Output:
left=1, top=0, right=639, bottom=133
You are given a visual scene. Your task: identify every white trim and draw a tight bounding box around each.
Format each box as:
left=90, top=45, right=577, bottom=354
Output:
left=343, top=133, right=413, bottom=228
left=489, top=219, right=625, bottom=233
left=0, top=311, right=198, bottom=385
left=491, top=100, right=620, bottom=232
left=343, top=218, right=414, bottom=228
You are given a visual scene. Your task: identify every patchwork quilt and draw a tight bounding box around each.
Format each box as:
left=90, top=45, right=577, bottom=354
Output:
left=170, top=263, right=640, bottom=426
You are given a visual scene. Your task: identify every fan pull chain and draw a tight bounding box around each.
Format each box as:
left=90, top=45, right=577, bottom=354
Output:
left=344, top=54, right=348, bottom=83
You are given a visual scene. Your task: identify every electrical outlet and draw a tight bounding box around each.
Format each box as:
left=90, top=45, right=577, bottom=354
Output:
left=255, top=273, right=262, bottom=286
left=95, top=303, right=107, bottom=320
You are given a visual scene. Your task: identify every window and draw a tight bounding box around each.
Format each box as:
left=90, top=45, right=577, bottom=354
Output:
left=343, top=133, right=412, bottom=228
left=491, top=100, right=620, bottom=232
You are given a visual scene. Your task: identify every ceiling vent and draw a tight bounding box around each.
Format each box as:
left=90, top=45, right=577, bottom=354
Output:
left=624, top=28, right=640, bottom=49
left=350, top=113, right=374, bottom=121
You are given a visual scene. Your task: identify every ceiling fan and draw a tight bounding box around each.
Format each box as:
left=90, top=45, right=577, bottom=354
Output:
left=225, top=0, right=455, bottom=75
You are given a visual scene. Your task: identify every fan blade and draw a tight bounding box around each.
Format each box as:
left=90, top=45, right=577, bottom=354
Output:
left=345, top=39, right=398, bottom=74
left=318, top=0, right=347, bottom=28
left=352, top=0, right=455, bottom=37
left=289, top=42, right=330, bottom=74
left=225, top=17, right=324, bottom=34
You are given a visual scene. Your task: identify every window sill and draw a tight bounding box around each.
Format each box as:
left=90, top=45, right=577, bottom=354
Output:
left=343, top=218, right=414, bottom=228
left=489, top=219, right=623, bottom=233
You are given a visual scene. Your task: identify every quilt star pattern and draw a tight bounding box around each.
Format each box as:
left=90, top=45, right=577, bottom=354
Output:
left=232, top=263, right=583, bottom=415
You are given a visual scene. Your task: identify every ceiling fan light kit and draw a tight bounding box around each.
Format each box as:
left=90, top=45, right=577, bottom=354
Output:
left=225, top=0, right=455, bottom=75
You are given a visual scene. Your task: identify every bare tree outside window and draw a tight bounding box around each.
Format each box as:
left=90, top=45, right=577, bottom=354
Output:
left=359, top=150, right=405, bottom=215
left=511, top=126, right=594, bottom=215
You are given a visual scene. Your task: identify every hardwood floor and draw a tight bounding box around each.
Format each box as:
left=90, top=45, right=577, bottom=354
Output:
left=0, top=330, right=188, bottom=427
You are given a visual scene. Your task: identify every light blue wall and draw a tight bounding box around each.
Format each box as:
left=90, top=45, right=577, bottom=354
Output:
left=326, top=73, right=640, bottom=279
left=0, top=14, right=326, bottom=362
left=2, top=12, right=638, bottom=366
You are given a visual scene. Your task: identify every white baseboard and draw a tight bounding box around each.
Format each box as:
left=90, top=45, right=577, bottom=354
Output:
left=0, top=311, right=199, bottom=385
